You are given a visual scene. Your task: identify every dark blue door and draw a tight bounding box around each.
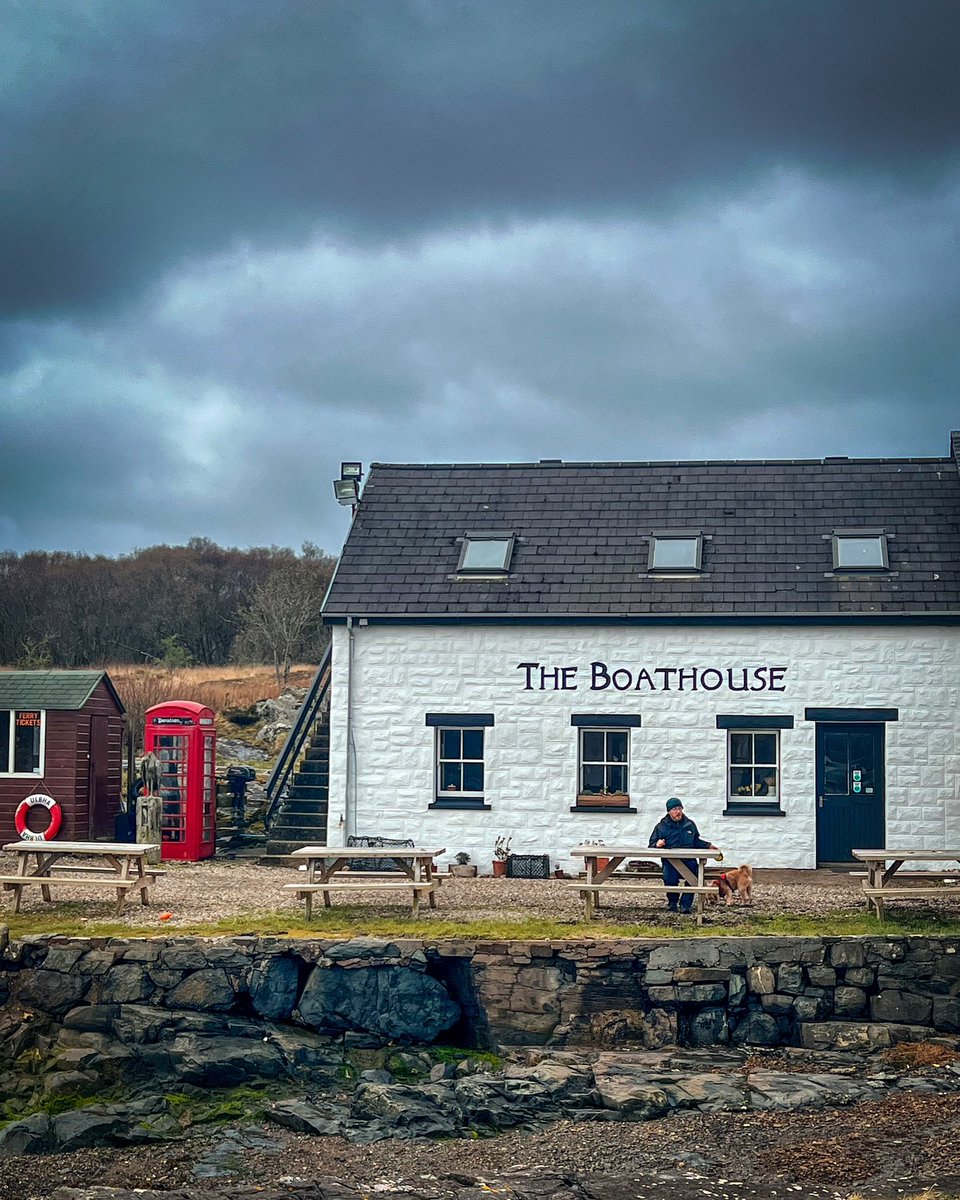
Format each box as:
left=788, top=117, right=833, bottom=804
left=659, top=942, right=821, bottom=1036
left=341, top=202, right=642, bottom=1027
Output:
left=816, top=723, right=885, bottom=864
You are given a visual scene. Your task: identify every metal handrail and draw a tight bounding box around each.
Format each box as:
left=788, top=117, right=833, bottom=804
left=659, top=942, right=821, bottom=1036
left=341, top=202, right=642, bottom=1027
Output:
left=265, top=645, right=332, bottom=831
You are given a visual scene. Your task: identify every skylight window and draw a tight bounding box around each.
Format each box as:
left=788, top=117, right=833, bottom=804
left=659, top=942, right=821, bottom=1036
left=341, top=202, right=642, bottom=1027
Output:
left=458, top=532, right=515, bottom=574
left=648, top=531, right=702, bottom=573
left=832, top=531, right=889, bottom=571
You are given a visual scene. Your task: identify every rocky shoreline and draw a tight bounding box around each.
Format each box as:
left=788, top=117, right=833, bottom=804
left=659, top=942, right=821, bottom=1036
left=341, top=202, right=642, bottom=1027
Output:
left=6, top=928, right=960, bottom=1198
left=7, top=1073, right=960, bottom=1200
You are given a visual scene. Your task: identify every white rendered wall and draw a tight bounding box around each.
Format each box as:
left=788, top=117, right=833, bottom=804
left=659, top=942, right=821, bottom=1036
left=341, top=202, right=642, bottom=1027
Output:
left=327, top=624, right=960, bottom=872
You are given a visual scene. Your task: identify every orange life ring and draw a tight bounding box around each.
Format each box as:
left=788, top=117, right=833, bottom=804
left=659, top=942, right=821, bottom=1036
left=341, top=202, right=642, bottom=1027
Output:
left=15, top=794, right=63, bottom=842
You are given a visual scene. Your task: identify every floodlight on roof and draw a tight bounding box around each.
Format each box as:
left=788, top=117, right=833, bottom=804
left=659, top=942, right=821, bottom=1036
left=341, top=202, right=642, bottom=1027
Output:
left=339, top=461, right=363, bottom=480
left=333, top=477, right=360, bottom=506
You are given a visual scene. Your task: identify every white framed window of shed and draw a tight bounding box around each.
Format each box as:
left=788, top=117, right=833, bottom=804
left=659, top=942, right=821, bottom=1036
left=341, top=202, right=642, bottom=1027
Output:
left=425, top=713, right=493, bottom=810
left=0, top=709, right=45, bottom=775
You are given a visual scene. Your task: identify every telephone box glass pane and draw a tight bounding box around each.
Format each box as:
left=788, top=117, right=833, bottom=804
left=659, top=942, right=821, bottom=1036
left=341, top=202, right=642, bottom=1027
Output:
left=159, top=735, right=187, bottom=842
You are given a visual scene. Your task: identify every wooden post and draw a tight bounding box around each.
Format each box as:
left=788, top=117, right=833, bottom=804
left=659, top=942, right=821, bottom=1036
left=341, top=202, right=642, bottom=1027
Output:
left=136, top=795, right=162, bottom=865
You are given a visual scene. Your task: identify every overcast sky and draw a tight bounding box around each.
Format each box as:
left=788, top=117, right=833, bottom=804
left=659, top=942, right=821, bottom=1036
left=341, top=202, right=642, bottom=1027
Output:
left=2, top=0, right=959, bottom=559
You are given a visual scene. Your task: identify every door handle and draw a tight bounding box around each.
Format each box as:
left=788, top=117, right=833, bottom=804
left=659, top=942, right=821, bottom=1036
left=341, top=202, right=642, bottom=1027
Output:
left=818, top=796, right=824, bottom=808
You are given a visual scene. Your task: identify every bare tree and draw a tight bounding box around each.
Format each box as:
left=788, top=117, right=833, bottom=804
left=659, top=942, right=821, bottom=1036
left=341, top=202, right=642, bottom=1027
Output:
left=235, top=559, right=328, bottom=687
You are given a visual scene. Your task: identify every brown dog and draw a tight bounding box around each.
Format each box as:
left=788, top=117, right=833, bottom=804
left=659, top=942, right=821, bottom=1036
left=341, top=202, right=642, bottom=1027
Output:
left=712, top=864, right=753, bottom=905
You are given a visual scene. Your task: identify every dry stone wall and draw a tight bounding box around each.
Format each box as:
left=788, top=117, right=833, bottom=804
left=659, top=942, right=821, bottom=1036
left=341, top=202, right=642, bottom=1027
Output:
left=3, top=928, right=960, bottom=1052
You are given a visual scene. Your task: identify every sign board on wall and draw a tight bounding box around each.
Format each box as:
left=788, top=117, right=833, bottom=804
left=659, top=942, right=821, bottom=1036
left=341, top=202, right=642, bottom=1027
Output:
left=517, top=661, right=788, bottom=693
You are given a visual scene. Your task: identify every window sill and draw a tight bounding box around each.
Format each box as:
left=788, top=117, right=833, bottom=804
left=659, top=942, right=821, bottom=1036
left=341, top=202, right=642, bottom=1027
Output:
left=429, top=799, right=492, bottom=811
left=570, top=805, right=637, bottom=814
left=722, top=803, right=784, bottom=817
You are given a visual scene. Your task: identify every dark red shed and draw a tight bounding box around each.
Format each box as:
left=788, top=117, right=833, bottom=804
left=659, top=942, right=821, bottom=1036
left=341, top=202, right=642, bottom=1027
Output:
left=0, top=670, right=125, bottom=842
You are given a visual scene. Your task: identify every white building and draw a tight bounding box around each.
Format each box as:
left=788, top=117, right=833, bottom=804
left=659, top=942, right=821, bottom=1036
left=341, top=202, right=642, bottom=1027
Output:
left=319, top=435, right=960, bottom=872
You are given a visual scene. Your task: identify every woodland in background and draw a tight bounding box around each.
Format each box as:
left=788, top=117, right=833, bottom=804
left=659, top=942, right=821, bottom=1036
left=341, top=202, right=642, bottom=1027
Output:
left=0, top=538, right=336, bottom=686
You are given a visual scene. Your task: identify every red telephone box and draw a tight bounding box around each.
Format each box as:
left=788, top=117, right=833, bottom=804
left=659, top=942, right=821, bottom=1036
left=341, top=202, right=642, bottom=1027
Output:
left=144, top=701, right=217, bottom=861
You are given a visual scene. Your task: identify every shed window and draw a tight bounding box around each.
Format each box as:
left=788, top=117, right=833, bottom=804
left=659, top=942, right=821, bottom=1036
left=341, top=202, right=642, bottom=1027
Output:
left=0, top=710, right=44, bottom=775
left=649, top=532, right=702, bottom=573
left=458, top=533, right=515, bottom=574
left=832, top=531, right=888, bottom=571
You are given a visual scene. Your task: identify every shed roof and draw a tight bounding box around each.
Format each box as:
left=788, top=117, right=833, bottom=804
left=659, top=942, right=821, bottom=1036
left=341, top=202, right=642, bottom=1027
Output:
left=322, top=433, right=960, bottom=623
left=0, top=670, right=125, bottom=713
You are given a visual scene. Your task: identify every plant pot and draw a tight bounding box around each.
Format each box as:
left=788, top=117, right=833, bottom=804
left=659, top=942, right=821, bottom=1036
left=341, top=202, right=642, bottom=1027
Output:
left=451, top=864, right=478, bottom=877
left=492, top=859, right=507, bottom=877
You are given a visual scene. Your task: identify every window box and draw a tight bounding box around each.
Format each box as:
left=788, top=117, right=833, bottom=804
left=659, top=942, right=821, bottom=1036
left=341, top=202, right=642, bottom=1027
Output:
left=575, top=792, right=631, bottom=808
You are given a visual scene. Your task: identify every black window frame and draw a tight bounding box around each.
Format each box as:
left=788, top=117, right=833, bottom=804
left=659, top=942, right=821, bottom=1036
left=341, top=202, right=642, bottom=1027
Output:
left=718, top=714, right=790, bottom=816
left=426, top=712, right=493, bottom=810
left=570, top=714, right=640, bottom=812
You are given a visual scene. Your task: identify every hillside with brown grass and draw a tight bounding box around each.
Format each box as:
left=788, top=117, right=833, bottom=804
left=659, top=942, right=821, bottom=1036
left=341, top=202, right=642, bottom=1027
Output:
left=107, top=663, right=318, bottom=746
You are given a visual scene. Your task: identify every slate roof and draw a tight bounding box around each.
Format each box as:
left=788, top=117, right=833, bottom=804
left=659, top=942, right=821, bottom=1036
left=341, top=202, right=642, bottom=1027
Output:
left=322, top=434, right=960, bottom=622
left=0, top=670, right=124, bottom=712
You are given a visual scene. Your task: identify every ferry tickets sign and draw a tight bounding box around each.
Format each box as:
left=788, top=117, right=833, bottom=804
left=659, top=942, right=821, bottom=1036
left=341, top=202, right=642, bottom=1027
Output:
left=517, top=661, right=787, bottom=693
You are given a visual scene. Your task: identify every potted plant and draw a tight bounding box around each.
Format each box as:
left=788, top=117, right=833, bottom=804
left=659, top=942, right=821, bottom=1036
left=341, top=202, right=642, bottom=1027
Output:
left=451, top=851, right=477, bottom=878
left=492, top=836, right=511, bottom=877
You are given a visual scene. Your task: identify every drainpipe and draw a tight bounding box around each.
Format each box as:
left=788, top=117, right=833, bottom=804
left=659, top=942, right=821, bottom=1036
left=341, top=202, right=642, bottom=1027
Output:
left=343, top=616, right=356, bottom=839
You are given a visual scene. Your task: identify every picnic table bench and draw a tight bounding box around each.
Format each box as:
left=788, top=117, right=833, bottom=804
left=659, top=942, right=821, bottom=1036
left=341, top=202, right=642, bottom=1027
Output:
left=284, top=845, right=445, bottom=918
left=0, top=841, right=162, bottom=916
left=852, top=849, right=960, bottom=918
left=569, top=845, right=723, bottom=926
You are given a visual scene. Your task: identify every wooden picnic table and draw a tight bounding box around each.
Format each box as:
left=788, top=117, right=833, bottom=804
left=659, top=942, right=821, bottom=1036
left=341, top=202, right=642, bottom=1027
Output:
left=569, top=844, right=723, bottom=926
left=284, top=845, right=446, bottom=918
left=0, top=841, right=162, bottom=916
left=852, top=848, right=960, bottom=918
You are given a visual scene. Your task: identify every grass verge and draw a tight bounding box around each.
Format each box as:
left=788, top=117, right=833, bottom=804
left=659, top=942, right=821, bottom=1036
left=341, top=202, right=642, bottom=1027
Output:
left=5, top=906, right=960, bottom=941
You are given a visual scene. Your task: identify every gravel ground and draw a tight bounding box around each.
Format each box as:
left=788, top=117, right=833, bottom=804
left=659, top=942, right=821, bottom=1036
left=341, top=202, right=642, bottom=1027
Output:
left=0, top=856, right=895, bottom=928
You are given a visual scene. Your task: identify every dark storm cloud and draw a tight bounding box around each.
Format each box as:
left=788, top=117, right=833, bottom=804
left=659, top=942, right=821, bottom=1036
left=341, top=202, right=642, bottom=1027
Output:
left=4, top=0, right=960, bottom=319
left=2, top=1, right=959, bottom=558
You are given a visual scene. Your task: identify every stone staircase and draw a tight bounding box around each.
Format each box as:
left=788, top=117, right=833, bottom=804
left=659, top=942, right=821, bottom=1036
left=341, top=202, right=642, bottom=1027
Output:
left=264, top=711, right=330, bottom=857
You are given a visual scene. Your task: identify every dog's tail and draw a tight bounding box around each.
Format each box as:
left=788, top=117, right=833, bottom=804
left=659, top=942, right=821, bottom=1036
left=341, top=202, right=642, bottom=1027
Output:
left=740, top=864, right=752, bottom=875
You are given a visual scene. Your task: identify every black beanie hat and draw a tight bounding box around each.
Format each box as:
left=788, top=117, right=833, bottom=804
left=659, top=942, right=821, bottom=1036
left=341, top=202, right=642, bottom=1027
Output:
left=665, top=797, right=683, bottom=811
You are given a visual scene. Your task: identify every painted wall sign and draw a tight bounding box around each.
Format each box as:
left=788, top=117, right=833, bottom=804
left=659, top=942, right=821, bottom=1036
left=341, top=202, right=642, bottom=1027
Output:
left=516, top=661, right=788, bottom=693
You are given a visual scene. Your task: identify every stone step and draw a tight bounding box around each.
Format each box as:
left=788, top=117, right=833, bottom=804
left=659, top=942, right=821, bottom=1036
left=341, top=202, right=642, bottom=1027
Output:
left=287, top=785, right=329, bottom=801
left=272, top=814, right=328, bottom=832
left=278, top=799, right=328, bottom=815
left=293, top=770, right=328, bottom=787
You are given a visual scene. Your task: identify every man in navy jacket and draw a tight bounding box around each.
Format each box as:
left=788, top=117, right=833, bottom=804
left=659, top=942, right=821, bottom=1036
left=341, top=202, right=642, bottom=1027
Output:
left=648, top=797, right=717, bottom=913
